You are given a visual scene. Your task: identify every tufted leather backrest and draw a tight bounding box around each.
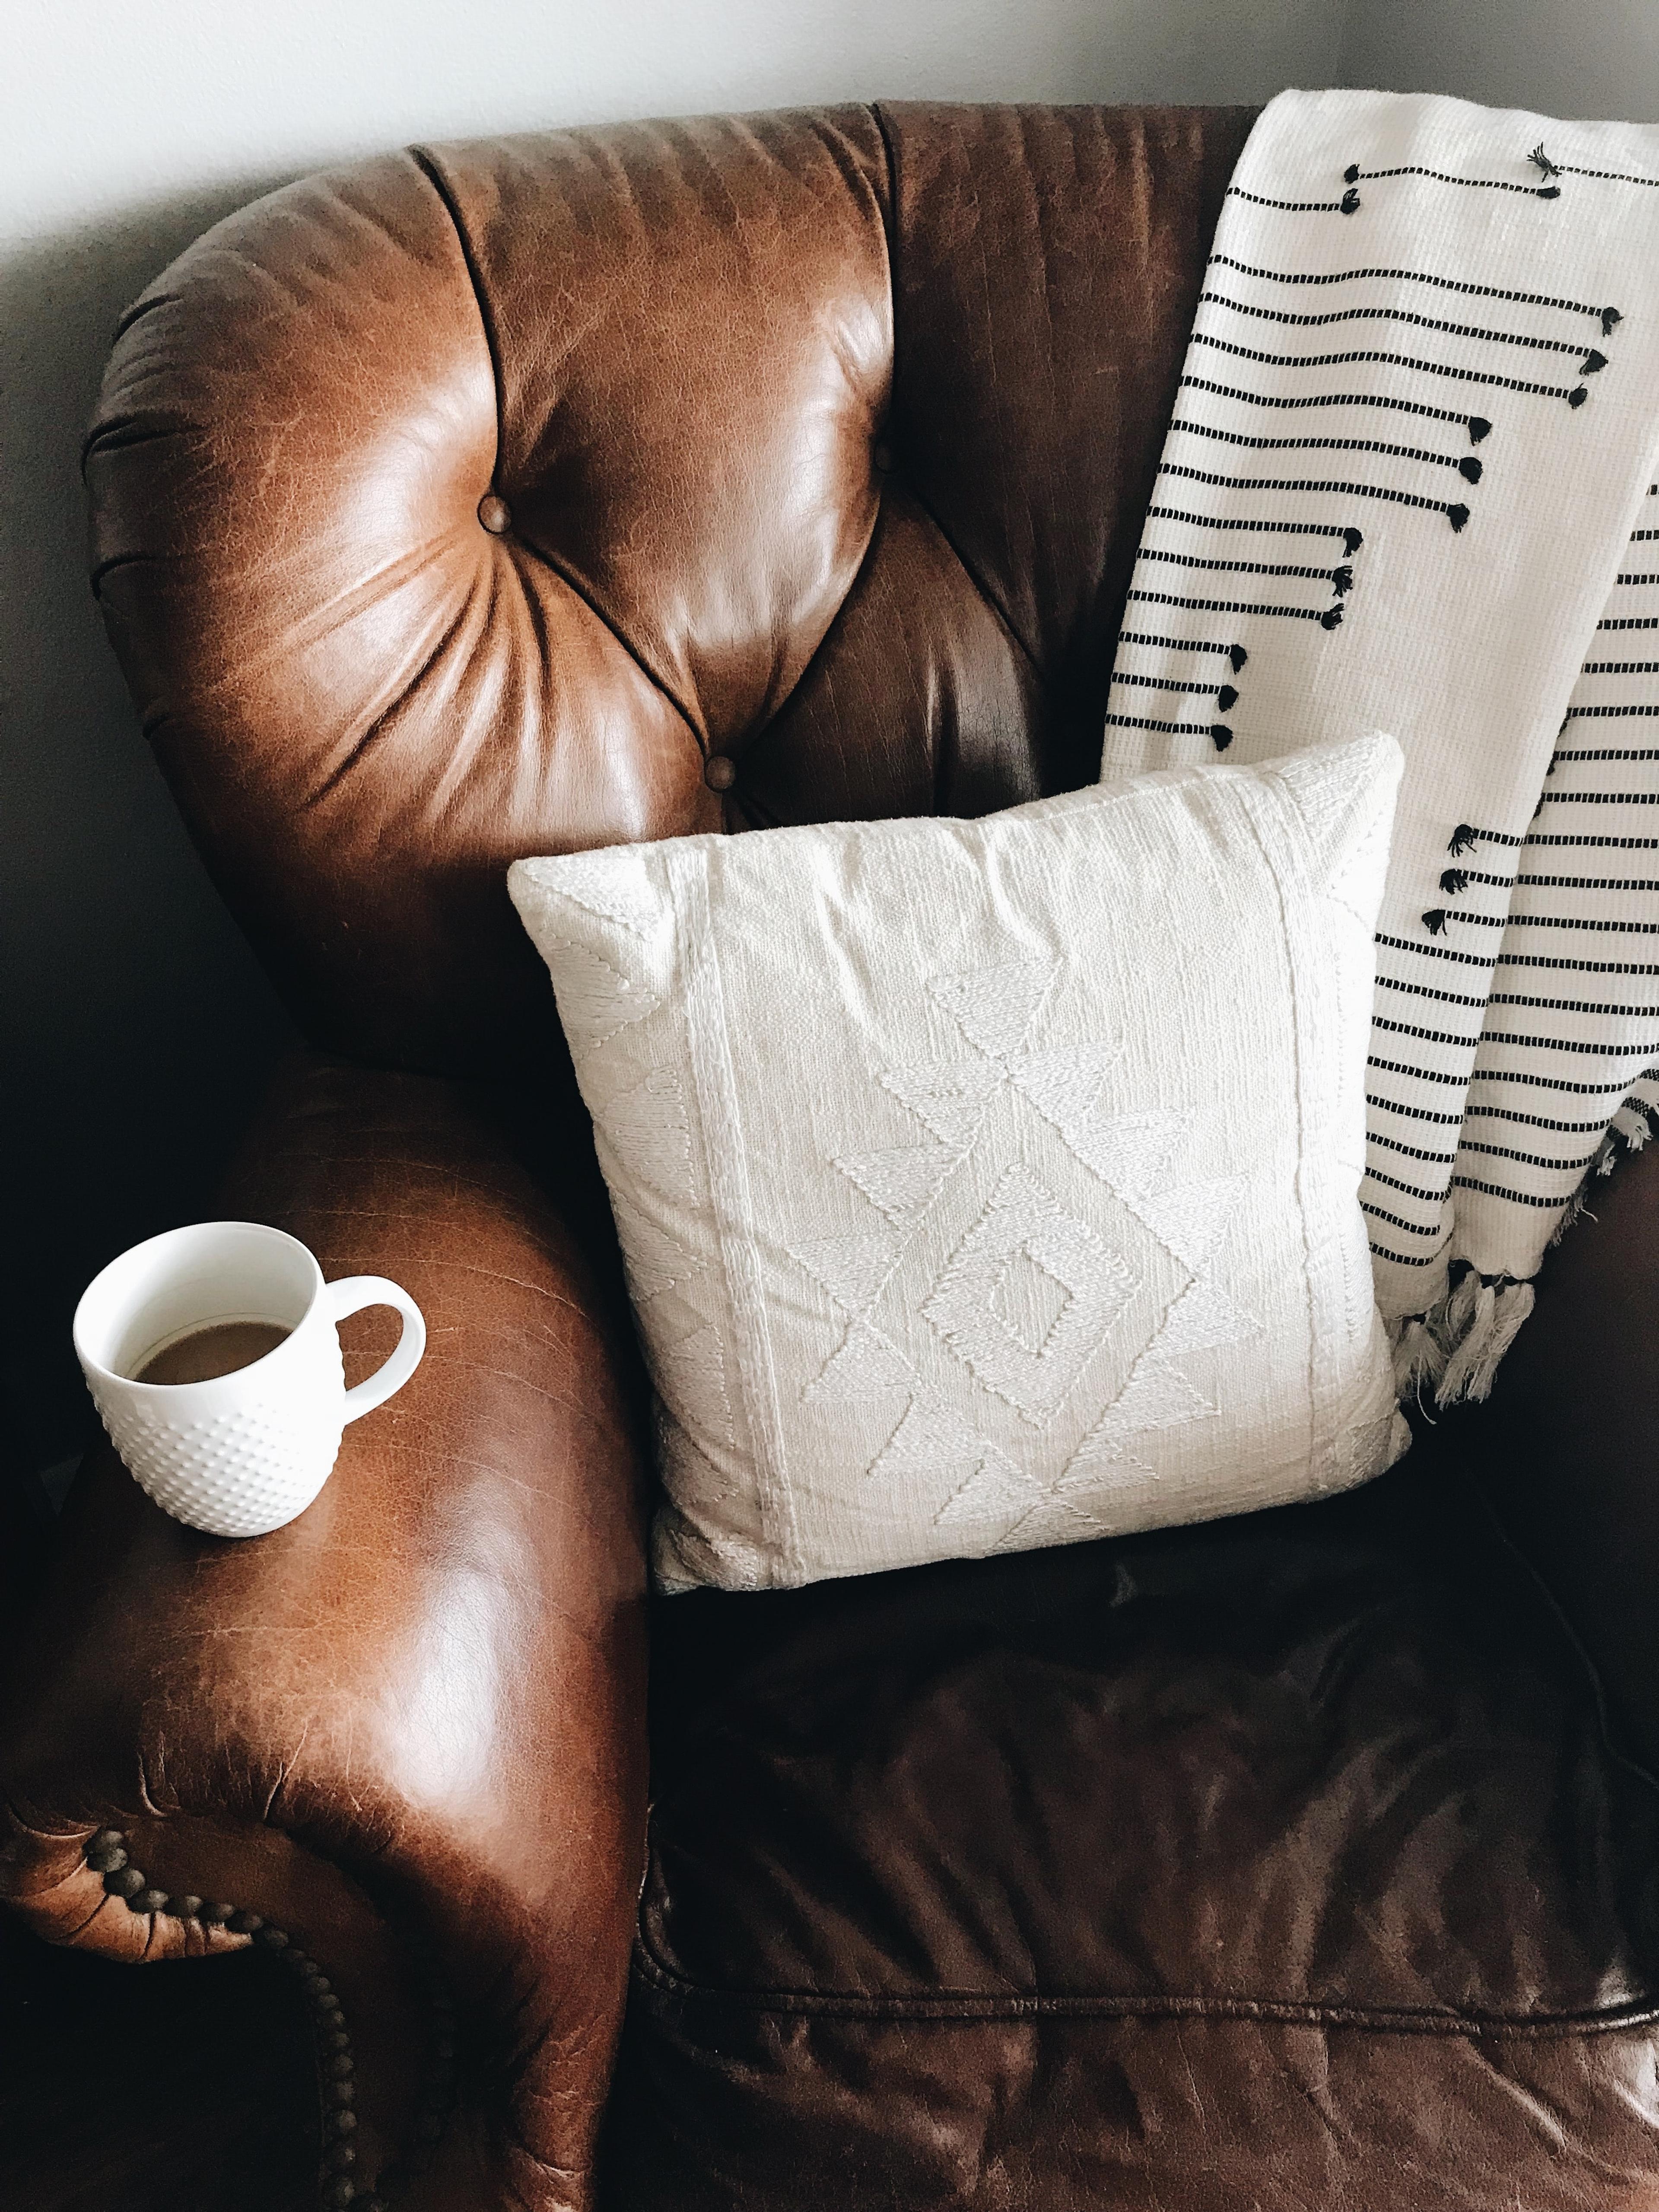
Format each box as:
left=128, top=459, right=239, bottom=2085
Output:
left=87, top=103, right=1254, bottom=1077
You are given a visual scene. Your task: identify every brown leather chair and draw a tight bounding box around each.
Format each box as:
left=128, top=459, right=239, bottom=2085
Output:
left=6, top=102, right=1659, bottom=2212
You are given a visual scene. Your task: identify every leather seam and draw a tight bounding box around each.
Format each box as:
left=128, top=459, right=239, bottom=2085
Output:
left=505, top=528, right=708, bottom=752
left=871, top=100, right=1049, bottom=697
left=408, top=145, right=710, bottom=756
left=628, top=1941, right=1659, bottom=2039
left=410, top=146, right=508, bottom=483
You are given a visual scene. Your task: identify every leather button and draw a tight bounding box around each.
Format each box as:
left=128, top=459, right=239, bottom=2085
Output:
left=704, top=754, right=737, bottom=791
left=477, top=493, right=512, bottom=534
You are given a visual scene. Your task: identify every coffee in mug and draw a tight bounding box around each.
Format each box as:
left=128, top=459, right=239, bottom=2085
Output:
left=74, top=1221, right=426, bottom=1538
left=135, top=1320, right=292, bottom=1386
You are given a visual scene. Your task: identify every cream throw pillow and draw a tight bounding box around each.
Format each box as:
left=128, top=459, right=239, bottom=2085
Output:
left=510, top=733, right=1408, bottom=1593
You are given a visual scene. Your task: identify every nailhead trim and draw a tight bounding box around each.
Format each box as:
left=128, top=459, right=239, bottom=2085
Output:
left=83, top=1827, right=453, bottom=2209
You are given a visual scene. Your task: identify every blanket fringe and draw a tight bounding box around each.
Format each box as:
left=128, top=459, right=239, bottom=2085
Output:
left=1389, top=1271, right=1536, bottom=1410
left=1390, top=1078, right=1659, bottom=1407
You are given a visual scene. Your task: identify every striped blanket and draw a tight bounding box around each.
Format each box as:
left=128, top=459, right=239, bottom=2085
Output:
left=1101, top=89, right=1659, bottom=1402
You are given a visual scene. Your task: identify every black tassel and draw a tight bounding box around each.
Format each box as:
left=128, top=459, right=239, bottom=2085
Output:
left=1581, top=349, right=1609, bottom=375
left=1211, top=723, right=1233, bottom=752
left=1229, top=643, right=1248, bottom=672
left=1341, top=188, right=1361, bottom=215
left=1448, top=823, right=1478, bottom=856
left=1217, top=684, right=1239, bottom=711
left=1320, top=605, right=1344, bottom=631
left=1422, top=909, right=1448, bottom=936
left=1529, top=143, right=1562, bottom=179
left=1344, top=163, right=1360, bottom=183
left=1447, top=504, right=1470, bottom=532
left=1332, top=564, right=1354, bottom=596
left=1439, top=868, right=1470, bottom=895
left=1468, top=417, right=1492, bottom=444
left=1570, top=386, right=1589, bottom=408
left=1342, top=527, right=1363, bottom=555
left=1459, top=456, right=1483, bottom=484
left=1603, top=306, right=1623, bottom=336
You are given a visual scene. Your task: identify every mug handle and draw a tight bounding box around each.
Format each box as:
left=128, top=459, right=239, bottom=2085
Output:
left=322, top=1277, right=427, bottom=1422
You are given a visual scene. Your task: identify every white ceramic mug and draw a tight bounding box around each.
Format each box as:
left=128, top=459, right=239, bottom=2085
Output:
left=73, top=1221, right=426, bottom=1538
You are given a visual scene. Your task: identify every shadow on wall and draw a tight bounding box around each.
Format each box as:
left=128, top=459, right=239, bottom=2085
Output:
left=0, top=180, right=302, bottom=1498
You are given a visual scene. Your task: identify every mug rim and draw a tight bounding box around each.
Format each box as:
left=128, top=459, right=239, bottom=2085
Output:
left=73, top=1220, right=324, bottom=1392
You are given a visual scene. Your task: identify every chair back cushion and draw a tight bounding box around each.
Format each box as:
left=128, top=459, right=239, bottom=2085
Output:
left=86, top=103, right=1255, bottom=1074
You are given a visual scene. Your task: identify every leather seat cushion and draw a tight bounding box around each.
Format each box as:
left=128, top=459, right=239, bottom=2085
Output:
left=605, top=1437, right=1659, bottom=2207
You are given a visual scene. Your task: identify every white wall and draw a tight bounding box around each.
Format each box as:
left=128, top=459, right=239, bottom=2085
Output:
left=1341, top=0, right=1659, bottom=122
left=3, top=0, right=1349, bottom=1482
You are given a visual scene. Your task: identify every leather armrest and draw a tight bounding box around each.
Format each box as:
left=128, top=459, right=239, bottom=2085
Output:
left=0, top=1053, right=649, bottom=2212
left=1469, top=1137, right=1659, bottom=1774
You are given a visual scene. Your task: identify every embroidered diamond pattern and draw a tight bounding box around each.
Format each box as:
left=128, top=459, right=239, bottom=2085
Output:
left=991, top=1244, right=1072, bottom=1355
left=922, top=1164, right=1137, bottom=1424
left=796, top=948, right=1262, bottom=1542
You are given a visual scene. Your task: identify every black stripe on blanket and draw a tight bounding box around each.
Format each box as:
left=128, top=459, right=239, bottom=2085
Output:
left=1161, top=460, right=1468, bottom=529
left=1110, top=671, right=1239, bottom=703
left=1427, top=909, right=1659, bottom=931
left=1470, top=1068, right=1646, bottom=1093
left=1378, top=973, right=1487, bottom=1007
left=1489, top=988, right=1659, bottom=1013
left=1148, top=502, right=1364, bottom=551
left=1368, top=1055, right=1468, bottom=1085
left=1190, top=329, right=1587, bottom=405
left=1559, top=163, right=1659, bottom=189
left=1465, top=1101, right=1638, bottom=1131
left=1375, top=930, right=1504, bottom=965
left=1375, top=1014, right=1481, bottom=1049
left=1343, top=162, right=1561, bottom=200
left=1172, top=418, right=1481, bottom=478
left=1182, top=372, right=1492, bottom=439
left=1460, top=1138, right=1601, bottom=1171
left=1116, top=630, right=1248, bottom=669
left=1206, top=252, right=1618, bottom=328
left=1450, top=1175, right=1574, bottom=1205
left=1198, top=289, right=1604, bottom=363
left=1127, top=587, right=1344, bottom=627
left=1367, top=1093, right=1465, bottom=1125
left=1367, top=1165, right=1452, bottom=1203
left=1368, top=1240, right=1445, bottom=1268
left=1360, top=1199, right=1445, bottom=1236
left=1227, top=185, right=1357, bottom=213
left=1536, top=790, right=1659, bottom=804
left=1139, top=547, right=1354, bottom=588
left=1495, top=952, right=1659, bottom=973
left=1370, top=1128, right=1459, bottom=1162
left=1104, top=712, right=1234, bottom=750
left=1515, top=868, right=1659, bottom=888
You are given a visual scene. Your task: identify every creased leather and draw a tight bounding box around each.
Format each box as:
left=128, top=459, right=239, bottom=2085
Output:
left=0, top=1055, right=649, bottom=2210
left=610, top=1440, right=1659, bottom=2207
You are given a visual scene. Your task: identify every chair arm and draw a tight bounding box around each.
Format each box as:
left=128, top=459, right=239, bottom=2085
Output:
left=0, top=1053, right=649, bottom=2212
left=1471, top=1136, right=1659, bottom=1773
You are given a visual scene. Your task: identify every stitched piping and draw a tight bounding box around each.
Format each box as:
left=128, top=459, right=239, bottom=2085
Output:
left=629, top=1936, right=1659, bottom=2040
left=54, top=1821, right=459, bottom=2209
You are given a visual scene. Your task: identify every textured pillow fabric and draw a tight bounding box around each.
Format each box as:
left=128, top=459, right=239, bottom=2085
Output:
left=510, top=733, right=1407, bottom=1593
